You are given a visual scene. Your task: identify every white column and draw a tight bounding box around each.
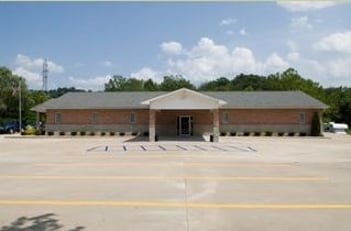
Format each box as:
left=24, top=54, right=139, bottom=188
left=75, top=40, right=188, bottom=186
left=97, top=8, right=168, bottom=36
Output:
left=149, top=109, right=156, bottom=142
left=213, top=109, right=219, bottom=142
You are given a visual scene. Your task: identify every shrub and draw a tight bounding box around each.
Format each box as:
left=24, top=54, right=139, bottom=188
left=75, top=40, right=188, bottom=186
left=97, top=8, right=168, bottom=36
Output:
left=299, top=132, right=307, bottom=136
left=59, top=131, right=65, bottom=136
left=47, top=131, right=54, bottom=136
left=119, top=132, right=125, bottom=136
left=110, top=131, right=115, bottom=136
left=143, top=131, right=149, bottom=136
left=243, top=132, right=250, bottom=136
left=265, top=131, right=273, bottom=136
left=254, top=132, right=261, bottom=136
left=35, top=130, right=42, bottom=136
left=220, top=132, right=226, bottom=136
left=22, top=125, right=36, bottom=135
left=230, top=132, right=236, bottom=136
left=131, top=132, right=138, bottom=136
left=71, top=131, right=77, bottom=136
left=101, top=131, right=106, bottom=136
left=288, top=132, right=295, bottom=136
left=80, top=131, right=86, bottom=136
left=278, top=132, right=284, bottom=136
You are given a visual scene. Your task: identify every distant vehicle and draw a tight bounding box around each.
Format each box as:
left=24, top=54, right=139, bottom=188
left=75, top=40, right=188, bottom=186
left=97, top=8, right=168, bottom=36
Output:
left=324, top=122, right=349, bottom=134
left=3, top=121, right=20, bottom=134
left=0, top=126, right=6, bottom=134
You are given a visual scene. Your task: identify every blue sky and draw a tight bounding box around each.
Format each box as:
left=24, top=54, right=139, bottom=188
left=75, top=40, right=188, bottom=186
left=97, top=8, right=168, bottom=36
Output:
left=1, top=1, right=350, bottom=90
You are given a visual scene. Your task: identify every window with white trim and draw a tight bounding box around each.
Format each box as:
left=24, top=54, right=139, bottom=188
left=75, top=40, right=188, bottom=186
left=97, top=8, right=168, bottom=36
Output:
left=299, top=112, right=306, bottom=124
left=91, top=112, right=99, bottom=124
left=129, top=112, right=136, bottom=124
left=54, top=112, right=61, bottom=124
left=222, top=111, right=229, bottom=123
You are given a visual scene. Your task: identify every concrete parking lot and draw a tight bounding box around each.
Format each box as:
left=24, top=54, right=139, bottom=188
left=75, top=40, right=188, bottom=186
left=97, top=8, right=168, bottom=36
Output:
left=0, top=134, right=350, bottom=230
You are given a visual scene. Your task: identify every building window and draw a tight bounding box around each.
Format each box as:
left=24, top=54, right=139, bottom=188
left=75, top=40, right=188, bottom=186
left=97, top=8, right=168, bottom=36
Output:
left=91, top=112, right=99, bottom=124
left=299, top=112, right=306, bottom=124
left=129, top=112, right=136, bottom=124
left=54, top=112, right=61, bottom=124
left=222, top=111, right=229, bottom=124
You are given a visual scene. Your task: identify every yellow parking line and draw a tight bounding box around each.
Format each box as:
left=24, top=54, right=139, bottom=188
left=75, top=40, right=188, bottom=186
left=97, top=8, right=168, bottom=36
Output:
left=35, top=163, right=292, bottom=168
left=0, top=200, right=350, bottom=209
left=0, top=175, right=328, bottom=181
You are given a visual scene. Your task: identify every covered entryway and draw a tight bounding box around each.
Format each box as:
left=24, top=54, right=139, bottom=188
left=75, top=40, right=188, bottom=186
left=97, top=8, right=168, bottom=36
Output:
left=177, top=116, right=192, bottom=136
left=142, top=88, right=226, bottom=142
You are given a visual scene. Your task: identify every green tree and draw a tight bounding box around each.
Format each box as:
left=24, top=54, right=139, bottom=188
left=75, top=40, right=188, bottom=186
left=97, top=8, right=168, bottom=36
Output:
left=199, top=77, right=231, bottom=91
left=144, top=79, right=159, bottom=91
left=47, top=87, right=85, bottom=98
left=0, top=67, right=26, bottom=124
left=159, top=75, right=195, bottom=91
left=231, top=74, right=268, bottom=90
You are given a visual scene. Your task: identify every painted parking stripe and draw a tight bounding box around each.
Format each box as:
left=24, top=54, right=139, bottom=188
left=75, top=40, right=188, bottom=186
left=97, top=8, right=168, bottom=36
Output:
left=211, top=145, right=227, bottom=151
left=0, top=200, right=350, bottom=209
left=86, top=146, right=104, bottom=152
left=36, top=163, right=292, bottom=168
left=194, top=145, right=207, bottom=151
left=158, top=145, right=167, bottom=151
left=140, top=145, right=147, bottom=151
left=0, top=175, right=328, bottom=182
left=228, top=145, right=251, bottom=152
left=176, top=145, right=187, bottom=150
left=248, top=146, right=257, bottom=152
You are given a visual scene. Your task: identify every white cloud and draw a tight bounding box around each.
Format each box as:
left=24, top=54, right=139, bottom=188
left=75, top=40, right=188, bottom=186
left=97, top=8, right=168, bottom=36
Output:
left=161, top=41, right=183, bottom=55
left=161, top=37, right=290, bottom=83
left=130, top=67, right=161, bottom=82
left=277, top=1, right=336, bottom=12
left=220, top=18, right=237, bottom=26
left=13, top=54, right=64, bottom=89
left=13, top=67, right=41, bottom=88
left=265, top=53, right=290, bottom=70
left=103, top=60, right=112, bottom=67
left=15, top=54, right=64, bottom=73
left=239, top=28, right=247, bottom=36
left=68, top=75, right=111, bottom=91
left=313, top=31, right=351, bottom=53
left=290, top=16, right=313, bottom=31
left=326, top=58, right=351, bottom=78
left=286, top=52, right=300, bottom=62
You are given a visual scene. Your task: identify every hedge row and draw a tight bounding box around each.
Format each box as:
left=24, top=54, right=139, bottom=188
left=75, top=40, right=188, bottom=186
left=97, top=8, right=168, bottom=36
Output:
left=219, top=131, right=308, bottom=137
left=46, top=131, right=148, bottom=136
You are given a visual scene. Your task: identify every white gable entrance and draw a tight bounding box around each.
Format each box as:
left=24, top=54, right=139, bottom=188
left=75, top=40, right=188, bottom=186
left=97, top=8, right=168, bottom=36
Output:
left=142, top=88, right=226, bottom=142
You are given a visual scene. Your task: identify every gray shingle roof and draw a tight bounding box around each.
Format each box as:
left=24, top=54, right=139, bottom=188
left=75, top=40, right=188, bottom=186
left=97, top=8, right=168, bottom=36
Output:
left=205, top=91, right=328, bottom=109
left=32, top=90, right=328, bottom=112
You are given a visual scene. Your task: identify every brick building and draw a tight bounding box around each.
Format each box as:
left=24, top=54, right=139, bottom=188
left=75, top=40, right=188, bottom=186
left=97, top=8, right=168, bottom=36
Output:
left=32, top=88, right=327, bottom=141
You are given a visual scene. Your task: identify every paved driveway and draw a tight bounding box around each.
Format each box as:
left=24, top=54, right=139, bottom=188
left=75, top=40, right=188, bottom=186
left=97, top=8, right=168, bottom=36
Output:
left=0, top=134, right=350, bottom=230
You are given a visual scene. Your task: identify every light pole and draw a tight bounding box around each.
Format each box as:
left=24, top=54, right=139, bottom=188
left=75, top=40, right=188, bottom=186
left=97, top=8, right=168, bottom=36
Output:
left=19, top=78, right=22, bottom=135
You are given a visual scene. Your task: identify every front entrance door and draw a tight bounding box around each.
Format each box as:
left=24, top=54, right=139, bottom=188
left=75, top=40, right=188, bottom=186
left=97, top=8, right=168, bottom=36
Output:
left=177, top=116, right=192, bottom=136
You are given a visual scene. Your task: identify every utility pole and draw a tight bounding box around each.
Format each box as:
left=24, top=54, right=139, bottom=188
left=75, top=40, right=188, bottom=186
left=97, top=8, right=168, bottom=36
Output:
left=19, top=78, right=22, bottom=135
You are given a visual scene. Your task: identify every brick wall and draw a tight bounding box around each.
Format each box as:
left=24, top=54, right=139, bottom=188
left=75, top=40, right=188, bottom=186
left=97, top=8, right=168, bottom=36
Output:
left=46, top=108, right=320, bottom=135
left=219, top=109, right=316, bottom=125
left=47, top=109, right=149, bottom=125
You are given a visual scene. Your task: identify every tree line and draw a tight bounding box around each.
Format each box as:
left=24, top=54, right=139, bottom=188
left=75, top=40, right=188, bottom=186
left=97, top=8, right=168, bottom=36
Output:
left=1, top=66, right=350, bottom=127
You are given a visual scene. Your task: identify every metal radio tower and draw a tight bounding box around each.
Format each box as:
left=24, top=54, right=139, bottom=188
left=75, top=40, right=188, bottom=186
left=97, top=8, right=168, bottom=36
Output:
left=42, top=58, right=49, bottom=91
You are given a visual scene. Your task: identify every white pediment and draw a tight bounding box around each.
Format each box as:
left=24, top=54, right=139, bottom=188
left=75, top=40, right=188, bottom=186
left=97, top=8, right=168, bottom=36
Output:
left=141, top=88, right=226, bottom=110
